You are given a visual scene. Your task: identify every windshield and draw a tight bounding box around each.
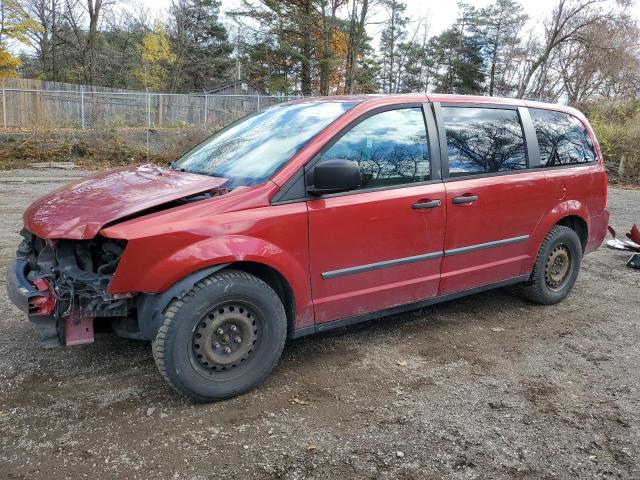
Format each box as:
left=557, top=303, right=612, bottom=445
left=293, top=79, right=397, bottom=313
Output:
left=171, top=101, right=357, bottom=187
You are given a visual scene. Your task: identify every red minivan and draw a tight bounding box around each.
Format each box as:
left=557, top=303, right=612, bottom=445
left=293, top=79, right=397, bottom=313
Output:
left=7, top=95, right=609, bottom=402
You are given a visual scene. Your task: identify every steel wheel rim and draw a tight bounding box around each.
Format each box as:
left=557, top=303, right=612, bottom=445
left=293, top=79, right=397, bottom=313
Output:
left=544, top=244, right=571, bottom=291
left=191, top=302, right=259, bottom=373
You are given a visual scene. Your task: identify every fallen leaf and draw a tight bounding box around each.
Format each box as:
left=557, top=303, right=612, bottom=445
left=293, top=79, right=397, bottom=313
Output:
left=396, top=360, right=408, bottom=367
left=292, top=398, right=309, bottom=405
left=491, top=327, right=505, bottom=332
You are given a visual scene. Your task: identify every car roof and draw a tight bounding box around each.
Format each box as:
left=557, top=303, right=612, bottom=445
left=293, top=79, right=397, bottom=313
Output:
left=287, top=94, right=583, bottom=117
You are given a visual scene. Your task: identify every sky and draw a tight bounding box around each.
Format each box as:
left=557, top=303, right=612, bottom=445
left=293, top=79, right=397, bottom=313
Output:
left=7, top=0, right=639, bottom=55
left=135, top=0, right=639, bottom=40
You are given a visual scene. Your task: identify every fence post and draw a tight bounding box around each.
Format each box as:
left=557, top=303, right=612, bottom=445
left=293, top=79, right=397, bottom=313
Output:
left=80, top=87, right=85, bottom=130
left=147, top=91, right=151, bottom=128
left=204, top=94, right=208, bottom=124
left=257, top=94, right=260, bottom=112
left=2, top=86, right=6, bottom=129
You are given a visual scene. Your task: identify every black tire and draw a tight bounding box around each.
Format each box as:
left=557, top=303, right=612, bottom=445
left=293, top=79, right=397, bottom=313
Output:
left=152, top=269, right=287, bottom=402
left=522, top=225, right=583, bottom=305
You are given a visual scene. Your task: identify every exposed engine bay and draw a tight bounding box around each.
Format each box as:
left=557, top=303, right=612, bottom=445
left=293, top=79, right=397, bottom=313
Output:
left=16, top=229, right=132, bottom=346
left=11, top=181, right=233, bottom=348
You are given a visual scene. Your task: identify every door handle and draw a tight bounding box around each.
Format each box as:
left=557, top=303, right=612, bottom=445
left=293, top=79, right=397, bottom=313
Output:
left=412, top=199, right=441, bottom=209
left=452, top=195, right=478, bottom=204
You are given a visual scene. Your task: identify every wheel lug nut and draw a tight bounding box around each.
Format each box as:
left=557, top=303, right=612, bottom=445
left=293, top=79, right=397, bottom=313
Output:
left=217, top=328, right=224, bottom=335
left=234, top=336, right=242, bottom=344
left=213, top=342, right=220, bottom=349
left=230, top=325, right=237, bottom=332
left=224, top=346, right=231, bottom=354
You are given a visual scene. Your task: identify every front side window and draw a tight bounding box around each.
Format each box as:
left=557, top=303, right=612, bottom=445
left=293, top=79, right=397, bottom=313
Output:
left=442, top=107, right=527, bottom=177
left=319, top=107, right=430, bottom=190
left=172, top=100, right=356, bottom=187
left=530, top=108, right=596, bottom=166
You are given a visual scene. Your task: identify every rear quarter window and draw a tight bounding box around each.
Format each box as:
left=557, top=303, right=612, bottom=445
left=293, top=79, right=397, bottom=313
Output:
left=529, top=108, right=596, bottom=167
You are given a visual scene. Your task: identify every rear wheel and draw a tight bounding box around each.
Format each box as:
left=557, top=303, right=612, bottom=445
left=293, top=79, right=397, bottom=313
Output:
left=152, top=269, right=287, bottom=402
left=522, top=225, right=582, bottom=305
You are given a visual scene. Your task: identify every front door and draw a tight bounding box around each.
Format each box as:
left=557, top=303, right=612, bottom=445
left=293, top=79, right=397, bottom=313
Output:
left=435, top=104, right=549, bottom=295
left=306, top=105, right=447, bottom=324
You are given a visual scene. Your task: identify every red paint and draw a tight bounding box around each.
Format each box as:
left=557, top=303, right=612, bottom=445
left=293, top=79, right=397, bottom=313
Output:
left=30, top=277, right=56, bottom=316
left=22, top=95, right=609, bottom=332
left=307, top=184, right=446, bottom=322
left=24, top=164, right=228, bottom=239
left=439, top=170, right=551, bottom=295
left=65, top=311, right=94, bottom=346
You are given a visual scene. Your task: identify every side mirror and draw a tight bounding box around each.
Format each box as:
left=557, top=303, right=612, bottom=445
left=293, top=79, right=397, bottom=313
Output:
left=307, top=159, right=361, bottom=195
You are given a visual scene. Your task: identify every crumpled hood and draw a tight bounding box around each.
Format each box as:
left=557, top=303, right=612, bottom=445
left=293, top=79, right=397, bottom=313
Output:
left=24, top=164, right=228, bottom=239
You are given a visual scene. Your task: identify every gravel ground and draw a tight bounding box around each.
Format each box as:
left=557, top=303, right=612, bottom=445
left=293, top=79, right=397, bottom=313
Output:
left=0, top=168, right=638, bottom=479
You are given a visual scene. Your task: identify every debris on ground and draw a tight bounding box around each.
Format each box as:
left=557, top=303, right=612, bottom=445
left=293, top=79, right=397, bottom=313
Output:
left=29, top=161, right=77, bottom=170
left=1, top=170, right=639, bottom=479
left=607, top=225, right=640, bottom=270
left=606, top=225, right=640, bottom=252
left=627, top=254, right=640, bottom=269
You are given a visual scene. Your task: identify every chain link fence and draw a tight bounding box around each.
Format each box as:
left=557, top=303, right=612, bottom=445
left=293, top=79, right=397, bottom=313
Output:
left=0, top=87, right=301, bottom=130
left=0, top=82, right=306, bottom=169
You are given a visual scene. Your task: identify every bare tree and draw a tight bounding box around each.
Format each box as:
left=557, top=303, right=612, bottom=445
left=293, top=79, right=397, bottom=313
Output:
left=515, top=0, right=612, bottom=99
left=54, top=0, right=108, bottom=84
left=344, top=0, right=369, bottom=94
left=556, top=14, right=640, bottom=103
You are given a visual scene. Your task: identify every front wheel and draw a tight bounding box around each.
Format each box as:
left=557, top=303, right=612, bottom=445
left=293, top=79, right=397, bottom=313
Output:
left=522, top=225, right=583, bottom=305
left=152, top=270, right=287, bottom=402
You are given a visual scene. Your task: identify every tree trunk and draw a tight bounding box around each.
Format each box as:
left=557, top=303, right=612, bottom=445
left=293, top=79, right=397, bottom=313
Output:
left=488, top=10, right=504, bottom=97
left=300, top=0, right=312, bottom=95
left=85, top=0, right=102, bottom=85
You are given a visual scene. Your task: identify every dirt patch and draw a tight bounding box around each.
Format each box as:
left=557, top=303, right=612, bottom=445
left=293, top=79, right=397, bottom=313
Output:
left=0, top=169, right=639, bottom=479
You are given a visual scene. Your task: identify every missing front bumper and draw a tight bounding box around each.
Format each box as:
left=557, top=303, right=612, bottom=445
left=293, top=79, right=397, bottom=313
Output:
left=7, top=258, right=95, bottom=347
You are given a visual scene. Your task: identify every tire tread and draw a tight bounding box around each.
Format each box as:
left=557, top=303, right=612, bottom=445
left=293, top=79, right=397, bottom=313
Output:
left=151, top=269, right=286, bottom=402
left=522, top=225, right=581, bottom=305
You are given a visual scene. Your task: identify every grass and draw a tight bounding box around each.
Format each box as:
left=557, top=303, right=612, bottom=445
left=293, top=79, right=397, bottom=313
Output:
left=0, top=126, right=217, bottom=171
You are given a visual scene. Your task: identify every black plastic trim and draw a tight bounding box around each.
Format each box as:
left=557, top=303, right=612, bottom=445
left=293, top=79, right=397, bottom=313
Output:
left=422, top=103, right=442, bottom=181
left=321, top=251, right=443, bottom=279
left=6, top=258, right=39, bottom=313
left=432, top=102, right=449, bottom=179
left=444, top=235, right=529, bottom=256
left=271, top=169, right=306, bottom=204
left=519, top=106, right=541, bottom=168
left=412, top=199, right=441, bottom=209
left=452, top=195, right=478, bottom=204
left=136, top=263, right=230, bottom=340
left=320, top=234, right=530, bottom=280
left=290, top=274, right=531, bottom=338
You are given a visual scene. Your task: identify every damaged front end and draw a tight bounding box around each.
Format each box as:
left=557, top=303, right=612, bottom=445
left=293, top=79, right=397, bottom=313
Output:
left=7, top=229, right=133, bottom=347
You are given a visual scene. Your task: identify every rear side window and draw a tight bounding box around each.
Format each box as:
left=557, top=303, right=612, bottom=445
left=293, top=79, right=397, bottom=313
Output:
left=442, top=107, right=527, bottom=177
left=319, top=107, right=430, bottom=189
left=530, top=109, right=596, bottom=167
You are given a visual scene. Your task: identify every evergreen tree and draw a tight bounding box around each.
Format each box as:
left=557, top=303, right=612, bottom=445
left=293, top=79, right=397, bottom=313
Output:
left=168, top=0, right=233, bottom=92
left=429, top=24, right=484, bottom=94
left=473, top=0, right=527, bottom=96
left=378, top=0, right=407, bottom=93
